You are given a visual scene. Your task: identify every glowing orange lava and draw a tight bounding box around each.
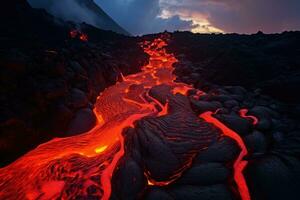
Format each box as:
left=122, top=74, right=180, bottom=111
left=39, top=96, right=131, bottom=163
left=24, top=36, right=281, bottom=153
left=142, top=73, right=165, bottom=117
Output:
left=70, top=29, right=88, bottom=42
left=0, top=35, right=250, bottom=200
left=239, top=109, right=258, bottom=125
left=200, top=111, right=250, bottom=200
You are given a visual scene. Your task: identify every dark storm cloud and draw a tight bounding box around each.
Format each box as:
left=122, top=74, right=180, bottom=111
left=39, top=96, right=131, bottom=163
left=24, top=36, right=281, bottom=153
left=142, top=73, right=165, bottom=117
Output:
left=28, top=0, right=197, bottom=35
left=95, top=0, right=197, bottom=35
left=160, top=0, right=300, bottom=33
left=28, top=0, right=300, bottom=34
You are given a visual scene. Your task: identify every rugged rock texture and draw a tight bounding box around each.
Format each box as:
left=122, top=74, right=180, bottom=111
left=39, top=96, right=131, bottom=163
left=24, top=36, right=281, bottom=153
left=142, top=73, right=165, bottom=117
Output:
left=0, top=0, right=147, bottom=166
left=162, top=32, right=300, bottom=200
left=28, top=0, right=130, bottom=35
left=168, top=31, right=300, bottom=104
left=107, top=79, right=298, bottom=200
left=1, top=2, right=300, bottom=200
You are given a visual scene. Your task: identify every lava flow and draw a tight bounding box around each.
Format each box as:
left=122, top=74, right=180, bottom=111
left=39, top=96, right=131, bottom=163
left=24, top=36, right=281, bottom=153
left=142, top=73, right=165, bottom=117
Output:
left=200, top=112, right=251, bottom=200
left=239, top=109, right=259, bottom=125
left=70, top=29, right=88, bottom=42
left=0, top=35, right=250, bottom=200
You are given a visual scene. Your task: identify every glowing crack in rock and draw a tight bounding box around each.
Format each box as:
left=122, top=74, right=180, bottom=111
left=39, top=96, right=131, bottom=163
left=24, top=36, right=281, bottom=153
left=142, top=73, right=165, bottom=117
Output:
left=70, top=29, right=88, bottom=42
left=200, top=111, right=251, bottom=200
left=239, top=109, right=258, bottom=125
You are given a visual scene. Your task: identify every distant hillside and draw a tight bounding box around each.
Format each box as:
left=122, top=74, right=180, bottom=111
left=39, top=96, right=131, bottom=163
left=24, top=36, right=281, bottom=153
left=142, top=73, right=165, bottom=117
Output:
left=28, top=0, right=130, bottom=35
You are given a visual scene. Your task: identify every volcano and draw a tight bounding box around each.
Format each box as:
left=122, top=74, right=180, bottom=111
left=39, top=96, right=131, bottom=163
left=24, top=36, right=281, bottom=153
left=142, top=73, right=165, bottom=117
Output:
left=28, top=0, right=130, bottom=35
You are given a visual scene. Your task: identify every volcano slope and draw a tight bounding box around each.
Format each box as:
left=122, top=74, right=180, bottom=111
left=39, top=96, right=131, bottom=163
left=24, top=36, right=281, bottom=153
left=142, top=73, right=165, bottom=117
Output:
left=0, top=1, right=148, bottom=167
left=1, top=34, right=299, bottom=200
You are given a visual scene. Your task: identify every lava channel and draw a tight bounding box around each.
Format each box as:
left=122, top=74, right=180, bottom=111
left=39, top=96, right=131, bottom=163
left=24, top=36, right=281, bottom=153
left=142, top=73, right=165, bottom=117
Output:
left=0, top=35, right=251, bottom=200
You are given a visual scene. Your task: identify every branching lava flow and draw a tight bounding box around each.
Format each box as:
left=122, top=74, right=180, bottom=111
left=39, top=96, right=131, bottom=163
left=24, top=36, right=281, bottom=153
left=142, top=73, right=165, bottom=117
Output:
left=0, top=35, right=251, bottom=200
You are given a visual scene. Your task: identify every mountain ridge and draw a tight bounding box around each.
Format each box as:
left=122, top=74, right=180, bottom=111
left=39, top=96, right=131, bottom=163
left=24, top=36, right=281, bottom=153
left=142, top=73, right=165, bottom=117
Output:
left=28, top=0, right=130, bottom=35
left=74, top=0, right=130, bottom=35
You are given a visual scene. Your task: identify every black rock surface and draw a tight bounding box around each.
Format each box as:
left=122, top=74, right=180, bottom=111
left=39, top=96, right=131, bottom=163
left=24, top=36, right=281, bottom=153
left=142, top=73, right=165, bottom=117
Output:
left=168, top=31, right=300, bottom=104
left=0, top=0, right=147, bottom=166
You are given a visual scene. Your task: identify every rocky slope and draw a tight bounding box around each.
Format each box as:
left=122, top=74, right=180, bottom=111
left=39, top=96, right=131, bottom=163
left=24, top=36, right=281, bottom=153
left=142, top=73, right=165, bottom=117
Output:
left=0, top=0, right=147, bottom=166
left=28, top=0, right=130, bottom=35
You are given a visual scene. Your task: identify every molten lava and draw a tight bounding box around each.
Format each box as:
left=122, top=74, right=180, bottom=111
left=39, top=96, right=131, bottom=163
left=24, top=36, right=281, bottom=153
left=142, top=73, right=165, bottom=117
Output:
left=200, top=112, right=250, bottom=200
left=70, top=29, right=88, bottom=42
left=0, top=35, right=251, bottom=200
left=239, top=109, right=258, bottom=125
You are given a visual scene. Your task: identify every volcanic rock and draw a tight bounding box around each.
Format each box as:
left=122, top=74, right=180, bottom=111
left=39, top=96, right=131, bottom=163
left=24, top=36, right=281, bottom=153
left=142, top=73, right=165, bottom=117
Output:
left=224, top=100, right=239, bottom=109
left=190, top=99, right=222, bottom=114
left=136, top=94, right=220, bottom=181
left=50, top=104, right=74, bottom=132
left=44, top=79, right=68, bottom=100
left=168, top=31, right=300, bottom=104
left=68, top=88, right=89, bottom=109
left=67, top=108, right=96, bottom=135
left=249, top=106, right=275, bottom=131
left=112, top=157, right=145, bottom=199
left=215, top=114, right=253, bottom=136
left=149, top=84, right=173, bottom=104
left=70, top=61, right=87, bottom=77
left=168, top=184, right=234, bottom=200
left=145, top=188, right=173, bottom=200
left=194, top=137, right=240, bottom=163
left=246, top=155, right=300, bottom=200
left=244, top=131, right=267, bottom=154
left=0, top=0, right=148, bottom=165
left=176, top=163, right=230, bottom=185
left=224, top=86, right=247, bottom=96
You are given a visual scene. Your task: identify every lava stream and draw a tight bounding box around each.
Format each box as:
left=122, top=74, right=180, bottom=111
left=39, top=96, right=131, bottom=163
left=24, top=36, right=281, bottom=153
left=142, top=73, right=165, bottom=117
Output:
left=239, top=109, right=258, bottom=125
left=0, top=35, right=251, bottom=200
left=200, top=111, right=250, bottom=200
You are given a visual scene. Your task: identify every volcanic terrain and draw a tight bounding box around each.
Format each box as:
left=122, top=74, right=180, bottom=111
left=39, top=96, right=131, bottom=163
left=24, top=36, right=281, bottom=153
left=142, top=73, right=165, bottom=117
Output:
left=0, top=1, right=300, bottom=200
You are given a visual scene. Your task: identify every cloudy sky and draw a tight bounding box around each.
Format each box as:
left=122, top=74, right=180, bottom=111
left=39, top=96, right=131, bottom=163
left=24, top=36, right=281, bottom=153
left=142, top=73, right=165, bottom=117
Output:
left=28, top=0, right=300, bottom=35
left=96, top=0, right=300, bottom=35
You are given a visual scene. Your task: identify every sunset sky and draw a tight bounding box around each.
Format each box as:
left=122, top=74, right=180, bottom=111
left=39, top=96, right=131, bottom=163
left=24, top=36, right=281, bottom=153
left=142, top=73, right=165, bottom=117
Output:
left=96, top=0, right=300, bottom=35
left=28, top=0, right=300, bottom=35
